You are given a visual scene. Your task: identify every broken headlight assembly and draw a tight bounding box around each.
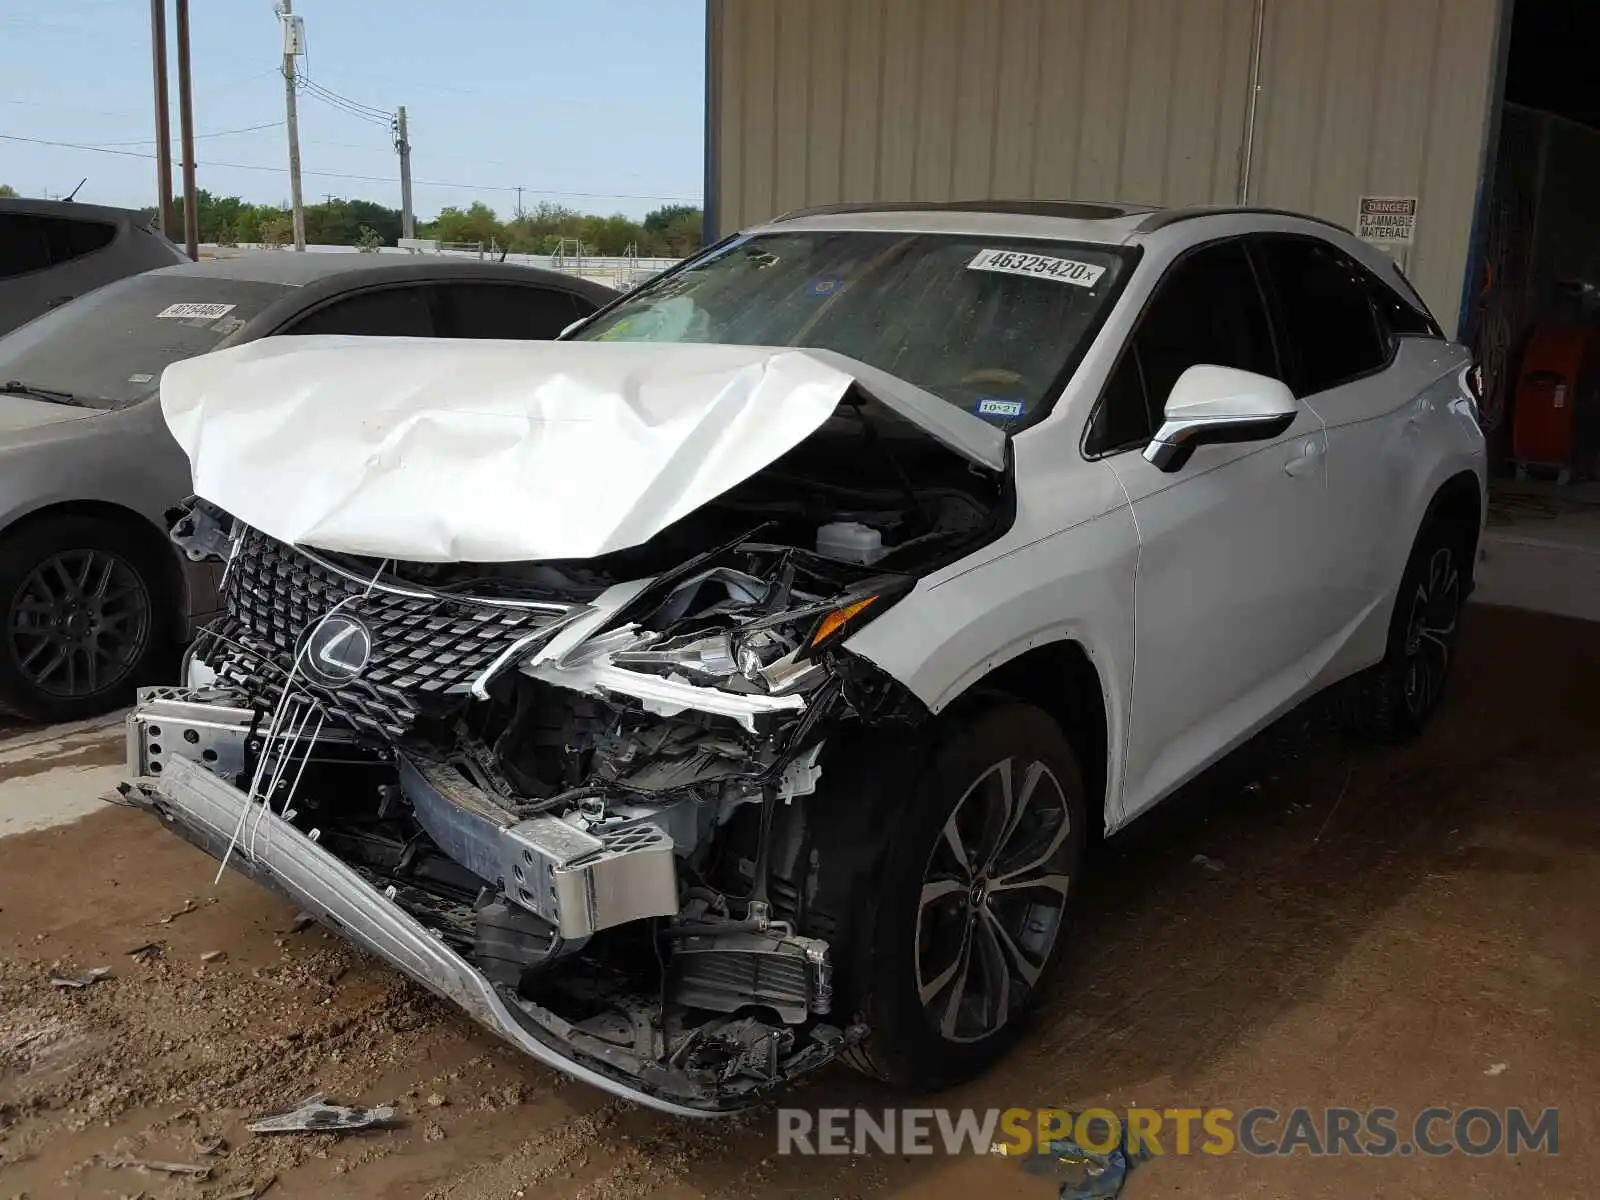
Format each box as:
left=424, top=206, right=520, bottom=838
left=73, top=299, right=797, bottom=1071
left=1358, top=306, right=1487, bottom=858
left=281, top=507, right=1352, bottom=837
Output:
left=602, top=576, right=915, bottom=697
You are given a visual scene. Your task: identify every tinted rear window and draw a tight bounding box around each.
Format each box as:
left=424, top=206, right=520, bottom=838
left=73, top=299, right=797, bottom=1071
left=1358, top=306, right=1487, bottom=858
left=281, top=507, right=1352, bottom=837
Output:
left=0, top=272, right=291, bottom=408
left=1252, top=237, right=1386, bottom=396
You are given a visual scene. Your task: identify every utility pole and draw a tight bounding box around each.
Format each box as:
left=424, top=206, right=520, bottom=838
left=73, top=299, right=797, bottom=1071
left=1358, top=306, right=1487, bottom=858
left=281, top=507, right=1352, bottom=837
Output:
left=515, top=185, right=524, bottom=220
left=278, top=0, right=306, bottom=250
left=174, top=0, right=199, bottom=260
left=148, top=0, right=174, bottom=239
left=395, top=105, right=415, bottom=240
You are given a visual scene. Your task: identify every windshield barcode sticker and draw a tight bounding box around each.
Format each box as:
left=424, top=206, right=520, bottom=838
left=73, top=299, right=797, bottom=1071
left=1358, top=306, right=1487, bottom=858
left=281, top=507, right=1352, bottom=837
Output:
left=157, top=302, right=237, bottom=320
left=967, top=249, right=1105, bottom=288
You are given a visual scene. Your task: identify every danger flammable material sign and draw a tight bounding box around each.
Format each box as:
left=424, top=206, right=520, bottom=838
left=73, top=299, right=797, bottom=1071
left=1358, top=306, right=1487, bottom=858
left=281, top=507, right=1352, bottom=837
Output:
left=1357, top=197, right=1418, bottom=245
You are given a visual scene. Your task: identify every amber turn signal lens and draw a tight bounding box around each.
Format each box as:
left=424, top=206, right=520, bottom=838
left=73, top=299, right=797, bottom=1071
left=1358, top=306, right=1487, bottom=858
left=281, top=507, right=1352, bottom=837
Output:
left=809, top=595, right=879, bottom=648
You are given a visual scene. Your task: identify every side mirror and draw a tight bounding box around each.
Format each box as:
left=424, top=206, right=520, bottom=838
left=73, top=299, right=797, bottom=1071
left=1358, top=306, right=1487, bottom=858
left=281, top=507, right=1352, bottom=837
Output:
left=1143, top=365, right=1299, bottom=473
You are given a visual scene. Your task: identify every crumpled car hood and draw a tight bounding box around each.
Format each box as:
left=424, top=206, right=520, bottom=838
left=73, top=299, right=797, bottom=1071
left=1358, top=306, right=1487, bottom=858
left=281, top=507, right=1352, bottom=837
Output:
left=160, top=336, right=1000, bottom=563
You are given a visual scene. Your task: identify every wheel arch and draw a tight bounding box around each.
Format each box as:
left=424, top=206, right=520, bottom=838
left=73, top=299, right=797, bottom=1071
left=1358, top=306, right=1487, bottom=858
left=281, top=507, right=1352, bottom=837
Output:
left=1420, top=469, right=1484, bottom=592
left=942, top=638, right=1112, bottom=839
left=0, top=499, right=189, bottom=643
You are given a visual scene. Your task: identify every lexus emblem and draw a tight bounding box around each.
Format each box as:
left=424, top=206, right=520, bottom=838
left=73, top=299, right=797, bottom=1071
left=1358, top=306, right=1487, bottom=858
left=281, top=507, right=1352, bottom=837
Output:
left=298, top=612, right=373, bottom=687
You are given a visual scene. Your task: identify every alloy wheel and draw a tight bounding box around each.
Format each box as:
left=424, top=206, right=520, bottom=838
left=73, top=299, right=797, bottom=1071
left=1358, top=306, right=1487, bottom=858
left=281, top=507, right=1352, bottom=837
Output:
left=6, top=549, right=152, bottom=699
left=1401, top=545, right=1460, bottom=717
left=914, top=756, right=1073, bottom=1044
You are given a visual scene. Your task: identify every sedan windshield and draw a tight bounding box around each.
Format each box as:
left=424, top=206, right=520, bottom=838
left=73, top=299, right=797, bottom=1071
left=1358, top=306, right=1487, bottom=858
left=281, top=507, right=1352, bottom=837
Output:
left=573, top=230, right=1131, bottom=427
left=0, top=272, right=292, bottom=409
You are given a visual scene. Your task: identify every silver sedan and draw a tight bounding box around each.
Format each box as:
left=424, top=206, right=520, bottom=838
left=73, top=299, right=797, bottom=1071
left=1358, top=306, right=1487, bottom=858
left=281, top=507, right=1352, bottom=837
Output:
left=0, top=253, right=615, bottom=721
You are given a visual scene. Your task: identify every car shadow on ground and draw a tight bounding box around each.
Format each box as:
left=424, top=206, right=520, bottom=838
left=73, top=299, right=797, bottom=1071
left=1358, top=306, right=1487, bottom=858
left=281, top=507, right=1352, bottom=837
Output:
left=652, top=604, right=1599, bottom=1194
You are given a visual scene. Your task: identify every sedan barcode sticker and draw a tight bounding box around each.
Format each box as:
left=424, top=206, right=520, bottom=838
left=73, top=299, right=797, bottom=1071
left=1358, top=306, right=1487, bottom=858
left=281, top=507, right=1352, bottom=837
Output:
left=157, top=302, right=237, bottom=320
left=967, top=249, right=1105, bottom=288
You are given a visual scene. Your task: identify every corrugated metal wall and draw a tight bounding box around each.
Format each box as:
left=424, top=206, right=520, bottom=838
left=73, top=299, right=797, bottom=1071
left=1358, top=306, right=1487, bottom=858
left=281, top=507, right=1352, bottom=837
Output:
left=707, top=0, right=1505, bottom=334
left=1245, top=0, right=1503, bottom=332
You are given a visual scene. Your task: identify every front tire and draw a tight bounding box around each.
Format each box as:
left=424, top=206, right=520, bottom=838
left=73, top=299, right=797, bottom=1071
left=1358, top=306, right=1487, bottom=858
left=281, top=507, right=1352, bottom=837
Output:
left=837, top=703, right=1086, bottom=1090
left=0, top=516, right=170, bottom=722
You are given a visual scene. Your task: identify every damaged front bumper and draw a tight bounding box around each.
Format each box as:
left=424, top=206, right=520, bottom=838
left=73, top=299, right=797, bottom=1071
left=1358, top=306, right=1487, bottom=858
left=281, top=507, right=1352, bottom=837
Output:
left=128, top=511, right=932, bottom=1115
left=125, top=752, right=839, bottom=1116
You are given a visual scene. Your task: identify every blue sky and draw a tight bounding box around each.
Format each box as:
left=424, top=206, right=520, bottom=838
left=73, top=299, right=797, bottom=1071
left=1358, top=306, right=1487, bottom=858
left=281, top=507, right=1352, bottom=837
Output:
left=1, top=0, right=706, bottom=220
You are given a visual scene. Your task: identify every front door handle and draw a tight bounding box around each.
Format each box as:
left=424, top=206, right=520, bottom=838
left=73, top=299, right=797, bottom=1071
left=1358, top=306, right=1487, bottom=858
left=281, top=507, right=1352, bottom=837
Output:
left=1283, top=439, right=1322, bottom=478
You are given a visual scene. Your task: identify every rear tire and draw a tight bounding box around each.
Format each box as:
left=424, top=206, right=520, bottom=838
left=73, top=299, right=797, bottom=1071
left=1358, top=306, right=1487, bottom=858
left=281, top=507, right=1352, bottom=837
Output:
left=793, top=703, right=1086, bottom=1091
left=1336, top=517, right=1467, bottom=741
left=0, top=516, right=172, bottom=722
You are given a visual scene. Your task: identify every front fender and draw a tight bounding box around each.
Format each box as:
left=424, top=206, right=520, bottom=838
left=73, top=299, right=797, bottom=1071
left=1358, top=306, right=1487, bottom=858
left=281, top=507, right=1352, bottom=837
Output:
left=843, top=495, right=1139, bottom=824
left=0, top=398, right=191, bottom=535
left=0, top=398, right=202, bottom=627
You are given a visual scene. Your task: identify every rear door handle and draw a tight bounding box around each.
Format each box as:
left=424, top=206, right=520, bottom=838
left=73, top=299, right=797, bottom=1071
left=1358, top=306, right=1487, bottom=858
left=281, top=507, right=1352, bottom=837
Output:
left=1283, top=439, right=1322, bottom=478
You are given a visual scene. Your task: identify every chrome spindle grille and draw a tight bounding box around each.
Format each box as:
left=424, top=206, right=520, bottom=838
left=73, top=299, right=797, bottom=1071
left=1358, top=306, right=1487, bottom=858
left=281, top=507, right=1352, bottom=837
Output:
left=195, top=529, right=567, bottom=737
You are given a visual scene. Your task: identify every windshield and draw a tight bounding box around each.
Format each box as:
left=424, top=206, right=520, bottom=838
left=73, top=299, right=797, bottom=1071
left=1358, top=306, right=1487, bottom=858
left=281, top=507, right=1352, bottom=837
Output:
left=0, top=272, right=293, bottom=409
left=573, top=230, right=1131, bottom=428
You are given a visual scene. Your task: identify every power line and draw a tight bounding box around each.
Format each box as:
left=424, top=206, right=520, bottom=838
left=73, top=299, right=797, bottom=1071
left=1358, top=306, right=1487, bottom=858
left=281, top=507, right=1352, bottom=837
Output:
left=308, top=66, right=482, bottom=99
left=0, top=71, right=281, bottom=124
left=1, top=97, right=155, bottom=121
left=300, top=82, right=391, bottom=126
left=95, top=120, right=283, bottom=148
left=2, top=14, right=275, bottom=77
left=0, top=131, right=702, bottom=202
left=302, top=79, right=389, bottom=120
left=296, top=73, right=392, bottom=126
left=299, top=84, right=390, bottom=128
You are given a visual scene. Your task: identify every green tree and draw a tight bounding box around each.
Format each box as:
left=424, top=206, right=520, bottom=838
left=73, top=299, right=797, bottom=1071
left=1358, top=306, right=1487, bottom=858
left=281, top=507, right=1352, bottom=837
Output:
left=426, top=201, right=503, bottom=248
left=642, top=203, right=697, bottom=235
left=111, top=189, right=696, bottom=257
left=500, top=201, right=584, bottom=253
left=167, top=189, right=251, bottom=243
left=258, top=211, right=292, bottom=247
left=640, top=204, right=703, bottom=255
left=573, top=213, right=645, bottom=256
left=304, top=197, right=402, bottom=246
left=0, top=184, right=17, bottom=198
left=233, top=204, right=267, bottom=244
left=660, top=209, right=704, bottom=256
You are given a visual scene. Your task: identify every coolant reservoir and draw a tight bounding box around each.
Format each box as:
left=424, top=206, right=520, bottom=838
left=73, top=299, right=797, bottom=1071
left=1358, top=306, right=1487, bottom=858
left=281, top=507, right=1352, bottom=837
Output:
left=816, top=521, right=885, bottom=565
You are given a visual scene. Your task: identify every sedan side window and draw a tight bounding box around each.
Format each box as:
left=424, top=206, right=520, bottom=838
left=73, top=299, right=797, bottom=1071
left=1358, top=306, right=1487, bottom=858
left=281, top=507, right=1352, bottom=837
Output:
left=437, top=283, right=585, bottom=339
left=286, top=285, right=436, bottom=336
left=0, top=215, right=52, bottom=278
left=1088, top=241, right=1277, bottom=455
left=1252, top=237, right=1387, bottom=396
left=45, top=217, right=116, bottom=265
left=0, top=215, right=114, bottom=279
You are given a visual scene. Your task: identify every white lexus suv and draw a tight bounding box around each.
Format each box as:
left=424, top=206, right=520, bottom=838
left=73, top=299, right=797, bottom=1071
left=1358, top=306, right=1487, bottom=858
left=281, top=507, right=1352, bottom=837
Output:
left=125, top=201, right=1486, bottom=1116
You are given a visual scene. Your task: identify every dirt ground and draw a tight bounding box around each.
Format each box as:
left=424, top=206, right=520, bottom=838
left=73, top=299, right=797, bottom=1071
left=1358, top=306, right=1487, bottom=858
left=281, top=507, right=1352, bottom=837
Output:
left=0, top=604, right=1595, bottom=1199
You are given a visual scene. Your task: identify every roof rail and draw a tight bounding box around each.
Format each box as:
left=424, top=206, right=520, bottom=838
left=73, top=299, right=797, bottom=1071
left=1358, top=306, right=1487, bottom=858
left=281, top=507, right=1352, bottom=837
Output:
left=769, top=199, right=1154, bottom=224
left=1132, top=205, right=1352, bottom=235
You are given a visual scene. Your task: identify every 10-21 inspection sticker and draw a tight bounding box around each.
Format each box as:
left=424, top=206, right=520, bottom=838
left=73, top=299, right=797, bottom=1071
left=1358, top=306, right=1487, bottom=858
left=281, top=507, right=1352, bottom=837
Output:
left=967, top=249, right=1106, bottom=288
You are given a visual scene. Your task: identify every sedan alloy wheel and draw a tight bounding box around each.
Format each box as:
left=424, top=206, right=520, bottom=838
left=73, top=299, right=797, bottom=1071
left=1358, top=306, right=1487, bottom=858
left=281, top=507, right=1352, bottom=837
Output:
left=7, top=547, right=153, bottom=700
